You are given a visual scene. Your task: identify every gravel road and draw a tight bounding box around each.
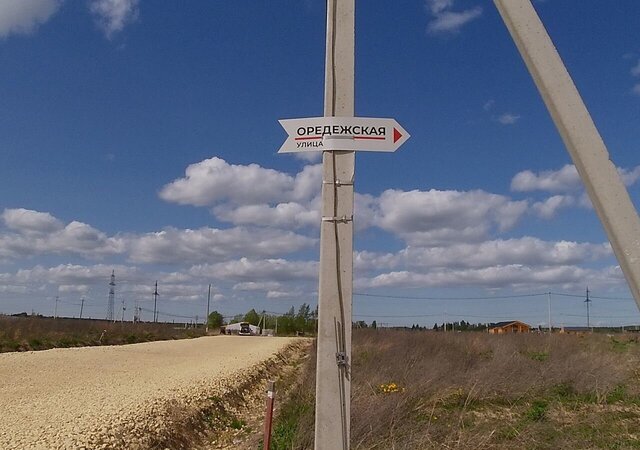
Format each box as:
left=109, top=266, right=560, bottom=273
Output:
left=0, top=336, right=297, bottom=449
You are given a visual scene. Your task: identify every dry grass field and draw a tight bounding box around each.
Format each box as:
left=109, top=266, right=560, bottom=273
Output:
left=273, top=329, right=640, bottom=449
left=0, top=314, right=205, bottom=352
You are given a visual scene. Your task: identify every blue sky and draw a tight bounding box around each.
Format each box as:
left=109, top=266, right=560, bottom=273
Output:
left=1, top=0, right=640, bottom=327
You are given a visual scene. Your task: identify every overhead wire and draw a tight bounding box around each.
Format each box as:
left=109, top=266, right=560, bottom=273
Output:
left=354, top=292, right=548, bottom=300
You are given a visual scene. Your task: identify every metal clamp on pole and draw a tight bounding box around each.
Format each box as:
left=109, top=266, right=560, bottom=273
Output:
left=321, top=215, right=353, bottom=223
left=322, top=180, right=354, bottom=187
left=335, top=351, right=348, bottom=367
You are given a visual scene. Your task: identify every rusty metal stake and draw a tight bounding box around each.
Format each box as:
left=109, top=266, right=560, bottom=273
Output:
left=263, top=380, right=276, bottom=450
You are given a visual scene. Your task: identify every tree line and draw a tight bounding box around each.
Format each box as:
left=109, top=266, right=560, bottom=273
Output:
left=207, top=303, right=318, bottom=335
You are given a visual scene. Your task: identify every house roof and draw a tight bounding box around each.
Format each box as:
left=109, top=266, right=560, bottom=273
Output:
left=490, top=320, right=531, bottom=328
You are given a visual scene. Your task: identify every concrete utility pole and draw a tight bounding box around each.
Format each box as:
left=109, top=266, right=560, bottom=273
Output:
left=79, top=297, right=84, bottom=320
left=153, top=281, right=159, bottom=323
left=206, top=284, right=211, bottom=333
left=315, top=1, right=354, bottom=449
left=54, top=295, right=59, bottom=319
left=547, top=292, right=552, bottom=333
left=494, top=0, right=640, bottom=309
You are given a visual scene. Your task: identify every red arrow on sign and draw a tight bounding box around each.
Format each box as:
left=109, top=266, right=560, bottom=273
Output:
left=393, top=128, right=402, bottom=143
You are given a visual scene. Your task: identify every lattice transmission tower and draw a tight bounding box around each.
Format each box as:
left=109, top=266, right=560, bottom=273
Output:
left=107, top=270, right=115, bottom=321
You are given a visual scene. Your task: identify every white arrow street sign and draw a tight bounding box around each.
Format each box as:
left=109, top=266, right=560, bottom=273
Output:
left=278, top=117, right=410, bottom=153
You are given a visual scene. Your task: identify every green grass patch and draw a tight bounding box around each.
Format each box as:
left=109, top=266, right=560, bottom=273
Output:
left=527, top=350, right=549, bottom=361
left=230, top=418, right=246, bottom=430
left=525, top=399, right=549, bottom=422
left=271, top=398, right=313, bottom=449
left=610, top=337, right=637, bottom=353
left=27, top=338, right=44, bottom=349
left=606, top=384, right=627, bottom=403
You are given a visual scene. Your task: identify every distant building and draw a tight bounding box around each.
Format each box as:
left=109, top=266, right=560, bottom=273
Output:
left=488, top=320, right=531, bottom=334
left=222, top=322, right=261, bottom=335
left=559, top=326, right=592, bottom=335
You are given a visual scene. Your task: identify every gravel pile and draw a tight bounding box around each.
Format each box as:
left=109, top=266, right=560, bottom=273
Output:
left=0, top=336, right=297, bottom=449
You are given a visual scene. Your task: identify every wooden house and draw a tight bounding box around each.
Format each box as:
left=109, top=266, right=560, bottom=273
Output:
left=488, top=320, right=531, bottom=334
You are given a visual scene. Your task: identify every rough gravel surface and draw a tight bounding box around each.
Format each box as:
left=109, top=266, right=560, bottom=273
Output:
left=0, top=335, right=297, bottom=449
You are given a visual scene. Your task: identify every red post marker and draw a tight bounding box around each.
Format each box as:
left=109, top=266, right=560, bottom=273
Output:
left=263, top=381, right=276, bottom=450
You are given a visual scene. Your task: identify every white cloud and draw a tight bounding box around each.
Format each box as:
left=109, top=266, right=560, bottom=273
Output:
left=293, top=151, right=322, bottom=163
left=55, top=221, right=125, bottom=255
left=427, top=0, right=454, bottom=15
left=161, top=159, right=324, bottom=229
left=160, top=157, right=299, bottom=207
left=291, top=164, right=323, bottom=202
left=89, top=0, right=139, bottom=39
left=2, top=208, right=63, bottom=233
left=354, top=193, right=377, bottom=231
left=633, top=84, right=640, bottom=96
left=12, top=264, right=132, bottom=287
left=512, top=164, right=640, bottom=193
left=631, top=59, right=640, bottom=77
left=497, top=113, right=521, bottom=125
left=233, top=281, right=281, bottom=292
left=511, top=164, right=581, bottom=193
left=0, top=0, right=61, bottom=37
left=425, top=0, right=482, bottom=35
left=213, top=199, right=320, bottom=229
left=128, top=226, right=316, bottom=264
left=210, top=164, right=374, bottom=231
left=2, top=263, right=215, bottom=307
left=374, top=189, right=527, bottom=246
left=617, top=165, right=640, bottom=186
left=403, top=238, right=611, bottom=270
left=356, top=238, right=611, bottom=274
left=354, top=250, right=400, bottom=272
left=363, top=264, right=615, bottom=290
left=266, top=290, right=301, bottom=300
left=483, top=99, right=495, bottom=112
left=0, top=210, right=125, bottom=260
left=577, top=192, right=593, bottom=209
left=57, top=284, right=91, bottom=294
left=0, top=208, right=315, bottom=264
left=189, top=258, right=318, bottom=283
left=532, top=195, right=575, bottom=219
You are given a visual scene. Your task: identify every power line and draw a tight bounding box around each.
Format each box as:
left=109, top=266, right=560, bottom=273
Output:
left=354, top=311, right=546, bottom=320
left=354, top=313, right=441, bottom=318
left=139, top=307, right=194, bottom=320
left=550, top=292, right=633, bottom=301
left=354, top=292, right=548, bottom=300
left=355, top=291, right=635, bottom=302
left=557, top=313, right=640, bottom=320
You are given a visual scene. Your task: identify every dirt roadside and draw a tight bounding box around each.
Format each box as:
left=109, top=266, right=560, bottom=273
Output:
left=0, top=335, right=302, bottom=449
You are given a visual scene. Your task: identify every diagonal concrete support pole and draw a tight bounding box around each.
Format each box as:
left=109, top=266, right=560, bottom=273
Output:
left=494, top=0, right=640, bottom=307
